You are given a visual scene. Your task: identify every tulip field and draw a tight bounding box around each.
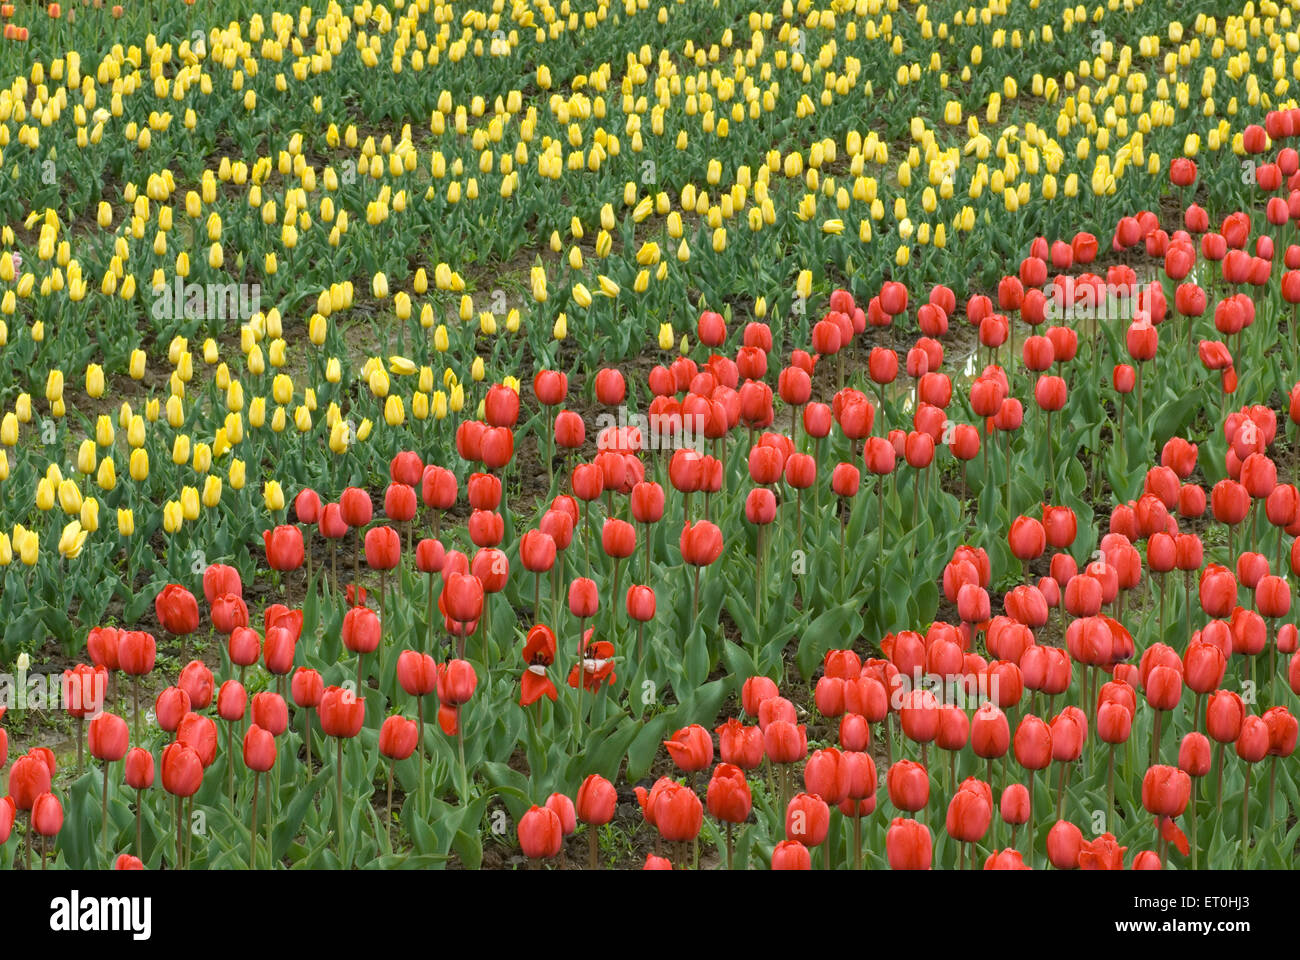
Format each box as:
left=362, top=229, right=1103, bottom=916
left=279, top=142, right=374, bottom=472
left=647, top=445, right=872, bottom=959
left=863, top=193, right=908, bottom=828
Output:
left=3, top=0, right=1300, bottom=880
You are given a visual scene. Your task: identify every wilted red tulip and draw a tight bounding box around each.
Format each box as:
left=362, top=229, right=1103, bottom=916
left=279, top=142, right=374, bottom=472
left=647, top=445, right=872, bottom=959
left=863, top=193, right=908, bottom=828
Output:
left=1077, top=833, right=1128, bottom=870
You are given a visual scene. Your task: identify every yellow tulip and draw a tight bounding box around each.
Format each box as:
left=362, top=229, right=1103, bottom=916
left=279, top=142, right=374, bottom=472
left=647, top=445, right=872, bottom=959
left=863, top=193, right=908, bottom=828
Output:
left=80, top=497, right=100, bottom=534
left=117, top=508, right=134, bottom=537
left=384, top=395, right=405, bottom=426
left=58, top=478, right=82, bottom=514
left=45, top=369, right=64, bottom=403
left=36, top=477, right=56, bottom=511
left=97, top=456, right=116, bottom=491
left=273, top=374, right=293, bottom=405
left=85, top=364, right=105, bottom=398
left=264, top=480, right=285, bottom=512
left=163, top=501, right=184, bottom=534
left=329, top=420, right=349, bottom=454
left=77, top=439, right=97, bottom=475
left=202, top=475, right=223, bottom=508
left=18, top=528, right=38, bottom=565
left=58, top=520, right=87, bottom=559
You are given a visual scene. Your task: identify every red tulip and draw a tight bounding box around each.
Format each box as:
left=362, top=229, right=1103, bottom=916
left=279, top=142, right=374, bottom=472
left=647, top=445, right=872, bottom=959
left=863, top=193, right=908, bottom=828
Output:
left=663, top=724, right=713, bottom=773
left=318, top=686, right=366, bottom=738
left=8, top=753, right=52, bottom=809
left=154, top=687, right=191, bottom=733
left=518, top=805, right=563, bottom=859
left=886, top=817, right=932, bottom=869
left=594, top=368, right=626, bottom=405
left=1141, top=765, right=1192, bottom=818
left=886, top=759, right=930, bottom=812
left=437, top=660, right=478, bottom=706
left=383, top=482, right=417, bottom=522
left=1179, top=732, right=1212, bottom=777
left=251, top=692, right=288, bottom=736
left=1206, top=690, right=1245, bottom=743
left=342, top=606, right=381, bottom=655
left=763, top=719, right=807, bottom=764
left=217, top=680, right=246, bottom=723
left=124, top=748, right=154, bottom=790
left=946, top=778, right=993, bottom=843
left=378, top=715, right=419, bottom=761
left=86, top=711, right=129, bottom=763
left=421, top=467, right=458, bottom=510
left=364, top=525, right=401, bottom=570
left=707, top=763, right=753, bottom=823
left=160, top=742, right=204, bottom=798
left=263, top=525, right=305, bottom=571
left=31, top=793, right=63, bottom=838
left=1046, top=819, right=1083, bottom=868
left=390, top=452, right=424, bottom=487
left=576, top=774, right=618, bottom=826
left=243, top=724, right=278, bottom=773
left=154, top=584, right=200, bottom=635
left=291, top=668, right=324, bottom=710
left=442, top=573, right=485, bottom=623
left=1013, top=715, right=1052, bottom=770
left=318, top=502, right=349, bottom=539
left=785, top=792, right=830, bottom=846
left=202, top=564, right=242, bottom=604
left=339, top=487, right=374, bottom=527
left=710, top=718, right=763, bottom=771
left=680, top=520, right=723, bottom=566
